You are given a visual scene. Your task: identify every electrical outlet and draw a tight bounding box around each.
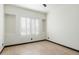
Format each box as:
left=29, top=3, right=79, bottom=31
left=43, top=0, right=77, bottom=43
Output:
left=31, top=38, right=33, bottom=40
left=48, top=37, right=50, bottom=39
left=2, top=43, right=4, bottom=46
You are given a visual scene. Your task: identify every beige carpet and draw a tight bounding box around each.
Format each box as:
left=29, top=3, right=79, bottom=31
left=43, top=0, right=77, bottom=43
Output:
left=1, top=41, right=79, bottom=55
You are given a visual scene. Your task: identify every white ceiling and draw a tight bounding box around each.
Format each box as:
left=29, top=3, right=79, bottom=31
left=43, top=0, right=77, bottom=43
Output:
left=14, top=4, right=68, bottom=13
left=14, top=4, right=52, bottom=13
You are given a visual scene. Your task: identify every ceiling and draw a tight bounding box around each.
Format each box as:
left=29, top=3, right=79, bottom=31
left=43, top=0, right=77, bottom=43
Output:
left=14, top=4, right=52, bottom=13
left=14, top=4, right=69, bottom=13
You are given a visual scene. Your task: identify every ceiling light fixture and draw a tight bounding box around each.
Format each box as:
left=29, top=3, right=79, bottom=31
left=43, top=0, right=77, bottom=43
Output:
left=43, top=4, right=47, bottom=7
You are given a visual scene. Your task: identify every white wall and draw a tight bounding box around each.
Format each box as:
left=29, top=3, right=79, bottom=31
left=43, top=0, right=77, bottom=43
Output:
left=4, top=5, right=46, bottom=19
left=15, top=4, right=48, bottom=13
left=5, top=14, right=16, bottom=45
left=0, top=4, right=4, bottom=52
left=47, top=5, right=79, bottom=50
left=4, top=5, right=47, bottom=46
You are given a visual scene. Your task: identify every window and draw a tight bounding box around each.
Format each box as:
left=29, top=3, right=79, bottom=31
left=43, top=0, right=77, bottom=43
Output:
left=31, top=19, right=36, bottom=35
left=20, top=17, right=27, bottom=36
left=36, top=19, right=39, bottom=35
left=20, top=17, right=39, bottom=36
left=26, top=18, right=30, bottom=35
left=31, top=19, right=39, bottom=35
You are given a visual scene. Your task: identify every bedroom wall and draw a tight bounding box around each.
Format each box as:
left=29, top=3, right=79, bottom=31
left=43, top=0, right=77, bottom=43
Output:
left=4, top=5, right=47, bottom=46
left=0, top=4, right=4, bottom=52
left=47, top=4, right=79, bottom=50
